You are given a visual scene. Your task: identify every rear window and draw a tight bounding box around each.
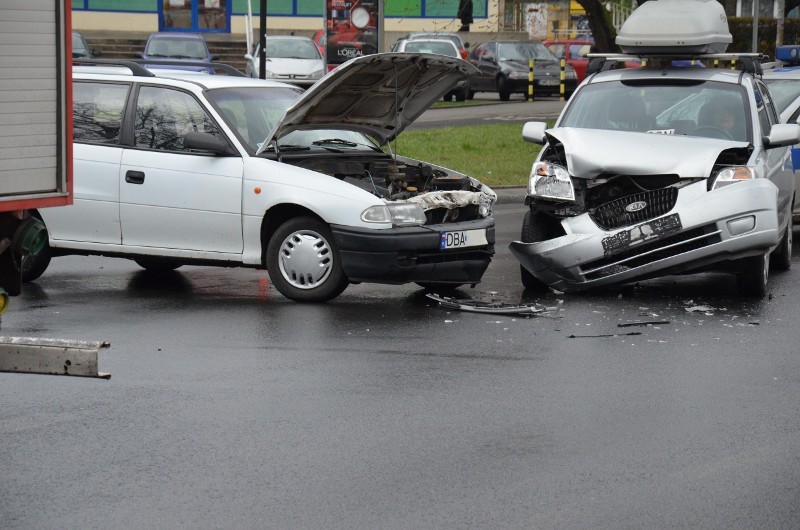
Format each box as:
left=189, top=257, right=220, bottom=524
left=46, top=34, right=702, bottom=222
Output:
left=404, top=41, right=458, bottom=57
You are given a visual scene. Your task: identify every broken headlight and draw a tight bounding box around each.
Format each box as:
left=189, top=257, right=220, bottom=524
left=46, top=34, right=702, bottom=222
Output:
left=711, top=166, right=755, bottom=190
left=528, top=162, right=575, bottom=202
left=361, top=203, right=426, bottom=227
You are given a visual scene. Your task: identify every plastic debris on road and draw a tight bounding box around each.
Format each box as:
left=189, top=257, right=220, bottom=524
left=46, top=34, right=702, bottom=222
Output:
left=426, top=293, right=558, bottom=317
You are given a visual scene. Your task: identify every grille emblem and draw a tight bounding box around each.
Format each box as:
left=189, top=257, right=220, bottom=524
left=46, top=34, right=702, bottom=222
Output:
left=625, top=201, right=647, bottom=213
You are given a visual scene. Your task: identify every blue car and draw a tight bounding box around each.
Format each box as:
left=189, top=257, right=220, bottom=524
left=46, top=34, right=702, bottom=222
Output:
left=141, top=32, right=214, bottom=72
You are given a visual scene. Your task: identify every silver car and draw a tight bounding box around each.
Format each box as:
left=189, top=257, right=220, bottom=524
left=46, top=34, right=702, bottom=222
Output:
left=510, top=64, right=800, bottom=297
left=244, top=35, right=325, bottom=87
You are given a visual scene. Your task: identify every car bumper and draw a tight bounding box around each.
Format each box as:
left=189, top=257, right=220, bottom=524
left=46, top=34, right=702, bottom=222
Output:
left=509, top=179, right=780, bottom=292
left=331, top=218, right=495, bottom=285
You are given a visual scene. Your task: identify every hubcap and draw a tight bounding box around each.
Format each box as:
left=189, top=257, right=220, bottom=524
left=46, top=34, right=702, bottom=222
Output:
left=277, top=229, right=333, bottom=290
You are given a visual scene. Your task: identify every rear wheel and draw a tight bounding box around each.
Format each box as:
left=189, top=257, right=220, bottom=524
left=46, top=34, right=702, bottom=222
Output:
left=520, top=210, right=557, bottom=293
left=134, top=258, right=183, bottom=272
left=467, top=89, right=475, bottom=100
left=497, top=76, right=510, bottom=101
left=737, top=252, right=769, bottom=297
left=20, top=213, right=52, bottom=283
left=266, top=216, right=349, bottom=302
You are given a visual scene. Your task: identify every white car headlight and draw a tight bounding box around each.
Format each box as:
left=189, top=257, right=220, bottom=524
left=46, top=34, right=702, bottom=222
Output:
left=361, top=203, right=426, bottom=226
left=310, top=68, right=324, bottom=79
left=528, top=162, right=575, bottom=202
left=711, top=166, right=755, bottom=190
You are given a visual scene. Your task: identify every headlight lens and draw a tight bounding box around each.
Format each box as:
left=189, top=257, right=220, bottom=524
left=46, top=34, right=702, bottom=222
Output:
left=361, top=203, right=426, bottom=226
left=310, top=68, right=324, bottom=79
left=711, top=166, right=755, bottom=190
left=528, top=162, right=575, bottom=202
left=565, top=67, right=577, bottom=80
left=509, top=70, right=526, bottom=79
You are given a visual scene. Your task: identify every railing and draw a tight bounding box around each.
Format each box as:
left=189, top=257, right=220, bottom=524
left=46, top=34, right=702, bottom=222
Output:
left=607, top=1, right=634, bottom=31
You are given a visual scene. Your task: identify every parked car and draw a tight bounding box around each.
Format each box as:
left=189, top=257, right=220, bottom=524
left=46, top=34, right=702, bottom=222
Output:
left=510, top=0, right=800, bottom=297
left=23, top=54, right=495, bottom=303
left=312, top=29, right=326, bottom=57
left=397, top=32, right=469, bottom=60
left=72, top=31, right=99, bottom=59
left=244, top=35, right=325, bottom=87
left=544, top=39, right=593, bottom=82
left=392, top=39, right=469, bottom=101
left=141, top=32, right=214, bottom=72
left=467, top=40, right=578, bottom=101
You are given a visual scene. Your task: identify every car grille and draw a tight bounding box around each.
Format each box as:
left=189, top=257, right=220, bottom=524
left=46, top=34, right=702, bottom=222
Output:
left=590, top=188, right=678, bottom=230
left=581, top=225, right=721, bottom=281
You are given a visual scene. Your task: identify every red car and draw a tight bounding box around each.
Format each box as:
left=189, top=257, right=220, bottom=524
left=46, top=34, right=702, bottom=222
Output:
left=545, top=39, right=640, bottom=83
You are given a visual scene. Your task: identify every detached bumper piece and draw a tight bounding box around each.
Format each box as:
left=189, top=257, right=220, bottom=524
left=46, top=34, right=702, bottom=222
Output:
left=0, top=336, right=110, bottom=378
left=331, top=218, right=495, bottom=285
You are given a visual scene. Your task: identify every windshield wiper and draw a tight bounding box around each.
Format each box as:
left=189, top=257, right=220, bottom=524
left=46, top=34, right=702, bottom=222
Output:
left=312, top=138, right=359, bottom=147
left=266, top=143, right=310, bottom=151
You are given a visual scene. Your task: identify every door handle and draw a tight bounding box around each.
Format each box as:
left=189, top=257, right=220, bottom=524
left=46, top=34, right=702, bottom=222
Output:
left=125, top=170, right=145, bottom=184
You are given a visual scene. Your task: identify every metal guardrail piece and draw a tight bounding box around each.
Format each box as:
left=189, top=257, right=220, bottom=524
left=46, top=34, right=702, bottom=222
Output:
left=0, top=336, right=110, bottom=379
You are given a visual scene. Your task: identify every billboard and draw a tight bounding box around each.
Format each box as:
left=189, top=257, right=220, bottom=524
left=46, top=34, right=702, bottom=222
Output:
left=324, top=0, right=382, bottom=67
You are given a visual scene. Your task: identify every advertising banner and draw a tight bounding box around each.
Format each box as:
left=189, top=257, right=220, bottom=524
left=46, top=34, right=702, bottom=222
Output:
left=324, top=0, right=382, bottom=67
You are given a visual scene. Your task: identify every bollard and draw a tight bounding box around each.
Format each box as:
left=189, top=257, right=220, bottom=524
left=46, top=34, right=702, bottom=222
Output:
left=528, top=58, right=534, bottom=102
left=560, top=58, right=566, bottom=101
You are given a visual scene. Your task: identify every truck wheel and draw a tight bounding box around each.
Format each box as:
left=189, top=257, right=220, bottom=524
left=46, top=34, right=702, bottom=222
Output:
left=134, top=258, right=183, bottom=272
left=266, top=217, right=348, bottom=302
left=20, top=245, right=51, bottom=282
left=737, top=252, right=769, bottom=297
left=520, top=210, right=555, bottom=293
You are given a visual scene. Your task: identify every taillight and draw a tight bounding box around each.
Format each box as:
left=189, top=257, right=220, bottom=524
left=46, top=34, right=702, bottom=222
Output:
left=460, top=49, right=468, bottom=60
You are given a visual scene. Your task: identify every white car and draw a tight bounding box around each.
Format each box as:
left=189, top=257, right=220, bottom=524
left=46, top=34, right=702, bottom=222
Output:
left=244, top=35, right=325, bottom=87
left=392, top=39, right=470, bottom=101
left=24, top=54, right=496, bottom=302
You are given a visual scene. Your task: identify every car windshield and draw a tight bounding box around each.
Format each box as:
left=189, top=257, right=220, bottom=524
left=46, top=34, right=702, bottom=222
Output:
left=264, top=39, right=320, bottom=59
left=72, top=33, right=88, bottom=53
left=560, top=80, right=751, bottom=142
left=403, top=41, right=458, bottom=57
left=146, top=37, right=208, bottom=59
left=762, top=78, right=800, bottom=114
left=497, top=42, right=555, bottom=62
left=206, top=86, right=379, bottom=153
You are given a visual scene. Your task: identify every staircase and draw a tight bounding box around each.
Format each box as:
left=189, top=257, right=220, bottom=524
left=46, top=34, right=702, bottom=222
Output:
left=80, top=32, right=250, bottom=74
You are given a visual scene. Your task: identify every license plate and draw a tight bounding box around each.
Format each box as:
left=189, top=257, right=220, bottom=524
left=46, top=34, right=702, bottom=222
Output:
left=539, top=79, right=560, bottom=86
left=601, top=213, right=682, bottom=256
left=440, top=229, right=488, bottom=250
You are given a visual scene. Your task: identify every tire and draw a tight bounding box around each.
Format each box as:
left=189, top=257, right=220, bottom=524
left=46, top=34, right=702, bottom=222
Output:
left=519, top=210, right=558, bottom=293
left=266, top=216, right=349, bottom=302
left=467, top=89, right=475, bottom=100
left=737, top=252, right=769, bottom=297
left=455, top=84, right=468, bottom=102
left=134, top=258, right=183, bottom=272
left=770, top=222, right=792, bottom=271
left=497, top=76, right=510, bottom=101
left=20, top=244, right=51, bottom=283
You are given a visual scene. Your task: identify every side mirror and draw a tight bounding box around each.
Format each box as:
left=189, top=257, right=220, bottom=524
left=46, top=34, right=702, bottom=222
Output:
left=184, top=132, right=235, bottom=155
left=92, top=49, right=102, bottom=58
left=522, top=121, right=548, bottom=145
left=764, top=123, right=800, bottom=149
left=244, top=53, right=253, bottom=60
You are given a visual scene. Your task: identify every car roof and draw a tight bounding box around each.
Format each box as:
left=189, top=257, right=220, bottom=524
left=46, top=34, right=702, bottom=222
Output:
left=399, top=39, right=458, bottom=49
left=763, top=65, right=800, bottom=79
left=73, top=66, right=296, bottom=90
left=588, top=65, right=746, bottom=85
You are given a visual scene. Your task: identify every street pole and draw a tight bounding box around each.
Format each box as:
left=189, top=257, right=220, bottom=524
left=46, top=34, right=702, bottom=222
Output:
left=259, top=0, right=267, bottom=80
left=752, top=0, right=759, bottom=53
left=776, top=0, right=785, bottom=50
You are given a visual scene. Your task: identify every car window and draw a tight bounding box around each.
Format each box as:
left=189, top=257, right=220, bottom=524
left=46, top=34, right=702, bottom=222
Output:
left=560, top=80, right=751, bottom=142
left=763, top=78, right=800, bottom=113
left=753, top=82, right=776, bottom=135
left=265, top=39, right=320, bottom=59
left=403, top=41, right=458, bottom=57
left=73, top=81, right=130, bottom=145
left=497, top=42, right=556, bottom=62
left=146, top=37, right=207, bottom=59
left=547, top=44, right=565, bottom=59
left=134, top=86, right=222, bottom=152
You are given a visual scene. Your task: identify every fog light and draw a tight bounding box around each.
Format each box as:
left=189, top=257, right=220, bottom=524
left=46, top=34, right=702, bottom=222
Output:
left=727, top=215, right=755, bottom=236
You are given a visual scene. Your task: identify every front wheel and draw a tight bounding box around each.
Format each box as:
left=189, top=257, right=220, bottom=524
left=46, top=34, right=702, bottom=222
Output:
left=266, top=217, right=349, bottom=302
left=519, top=210, right=556, bottom=293
left=497, top=76, right=510, bottom=101
left=737, top=252, right=769, bottom=297
left=770, top=222, right=792, bottom=271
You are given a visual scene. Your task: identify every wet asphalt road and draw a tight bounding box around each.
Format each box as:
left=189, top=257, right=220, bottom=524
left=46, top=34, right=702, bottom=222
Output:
left=3, top=203, right=800, bottom=528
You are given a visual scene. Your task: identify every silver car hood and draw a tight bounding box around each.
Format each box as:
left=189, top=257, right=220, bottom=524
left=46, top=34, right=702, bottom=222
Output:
left=256, top=53, right=478, bottom=155
left=545, top=127, right=750, bottom=179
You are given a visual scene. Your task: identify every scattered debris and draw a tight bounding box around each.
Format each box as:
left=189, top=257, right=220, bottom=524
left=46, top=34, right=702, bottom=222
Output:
left=426, top=293, right=557, bottom=316
left=617, top=320, right=670, bottom=328
left=568, top=332, right=642, bottom=338
left=685, top=305, right=716, bottom=313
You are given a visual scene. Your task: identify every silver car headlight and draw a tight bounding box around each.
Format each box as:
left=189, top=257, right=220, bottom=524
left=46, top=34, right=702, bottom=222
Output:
left=509, top=70, right=526, bottom=79
left=528, top=162, right=575, bottom=202
left=361, top=203, right=426, bottom=226
left=711, top=166, right=756, bottom=190
left=310, top=68, right=325, bottom=79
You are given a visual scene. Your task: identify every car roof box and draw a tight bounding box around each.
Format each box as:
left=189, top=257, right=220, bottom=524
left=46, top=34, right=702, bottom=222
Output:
left=616, top=0, right=732, bottom=55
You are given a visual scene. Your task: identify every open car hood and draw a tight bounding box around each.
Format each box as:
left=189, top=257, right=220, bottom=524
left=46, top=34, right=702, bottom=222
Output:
left=544, top=127, right=750, bottom=179
left=256, top=53, right=478, bottom=155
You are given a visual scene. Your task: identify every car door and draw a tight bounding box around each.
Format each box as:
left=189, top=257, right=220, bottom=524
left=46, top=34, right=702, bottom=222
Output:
left=119, top=84, right=244, bottom=254
left=469, top=43, right=497, bottom=91
left=756, top=81, right=794, bottom=224
left=42, top=81, right=128, bottom=245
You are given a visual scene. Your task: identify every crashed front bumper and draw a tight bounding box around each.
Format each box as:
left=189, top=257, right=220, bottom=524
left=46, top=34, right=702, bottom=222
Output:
left=331, top=218, right=495, bottom=285
left=509, top=179, right=780, bottom=292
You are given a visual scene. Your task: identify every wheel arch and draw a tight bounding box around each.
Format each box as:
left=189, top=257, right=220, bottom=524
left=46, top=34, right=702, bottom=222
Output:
left=260, top=203, right=324, bottom=265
